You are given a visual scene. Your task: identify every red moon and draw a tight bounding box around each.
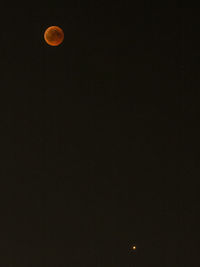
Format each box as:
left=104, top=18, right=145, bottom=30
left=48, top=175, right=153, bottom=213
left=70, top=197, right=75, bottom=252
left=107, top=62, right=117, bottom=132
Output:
left=44, top=26, right=64, bottom=46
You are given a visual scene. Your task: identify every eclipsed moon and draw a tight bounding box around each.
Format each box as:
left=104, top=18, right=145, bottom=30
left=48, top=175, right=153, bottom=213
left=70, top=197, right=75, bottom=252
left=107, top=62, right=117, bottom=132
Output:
left=44, top=26, right=64, bottom=46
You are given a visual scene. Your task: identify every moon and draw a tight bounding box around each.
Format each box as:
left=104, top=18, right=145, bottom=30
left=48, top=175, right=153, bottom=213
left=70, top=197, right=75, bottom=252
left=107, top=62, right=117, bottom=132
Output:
left=44, top=26, right=64, bottom=46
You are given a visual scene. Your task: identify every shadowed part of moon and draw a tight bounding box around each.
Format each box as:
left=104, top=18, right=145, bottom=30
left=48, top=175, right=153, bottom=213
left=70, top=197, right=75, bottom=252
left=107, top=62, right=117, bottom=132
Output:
left=44, top=26, right=64, bottom=46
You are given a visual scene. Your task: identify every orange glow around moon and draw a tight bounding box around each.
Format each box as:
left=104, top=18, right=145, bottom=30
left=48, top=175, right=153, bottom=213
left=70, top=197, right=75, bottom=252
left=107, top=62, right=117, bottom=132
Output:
left=132, top=245, right=136, bottom=250
left=44, top=26, right=64, bottom=46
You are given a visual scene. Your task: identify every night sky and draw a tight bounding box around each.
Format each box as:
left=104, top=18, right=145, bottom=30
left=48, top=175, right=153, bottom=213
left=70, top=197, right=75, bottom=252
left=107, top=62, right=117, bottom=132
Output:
left=0, top=5, right=199, bottom=266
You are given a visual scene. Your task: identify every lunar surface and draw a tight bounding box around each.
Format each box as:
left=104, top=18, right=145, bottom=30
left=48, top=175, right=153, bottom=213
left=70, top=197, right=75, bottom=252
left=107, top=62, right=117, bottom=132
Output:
left=44, top=26, right=64, bottom=46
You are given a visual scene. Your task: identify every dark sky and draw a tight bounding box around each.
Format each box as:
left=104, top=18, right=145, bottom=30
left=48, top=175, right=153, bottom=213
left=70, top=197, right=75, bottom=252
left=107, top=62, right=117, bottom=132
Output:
left=0, top=4, right=199, bottom=267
